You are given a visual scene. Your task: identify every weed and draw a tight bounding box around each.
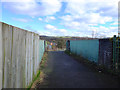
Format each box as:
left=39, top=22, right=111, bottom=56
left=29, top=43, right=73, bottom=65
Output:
left=27, top=51, right=48, bottom=90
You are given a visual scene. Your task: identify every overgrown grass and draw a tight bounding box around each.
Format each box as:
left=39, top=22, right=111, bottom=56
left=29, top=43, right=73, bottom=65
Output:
left=27, top=70, right=41, bottom=90
left=27, top=51, right=48, bottom=90
left=40, top=51, right=48, bottom=70
left=65, top=50, right=120, bottom=79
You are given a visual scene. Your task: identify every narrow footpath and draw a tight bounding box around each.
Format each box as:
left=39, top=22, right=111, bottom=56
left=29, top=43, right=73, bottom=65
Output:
left=36, top=51, right=120, bottom=88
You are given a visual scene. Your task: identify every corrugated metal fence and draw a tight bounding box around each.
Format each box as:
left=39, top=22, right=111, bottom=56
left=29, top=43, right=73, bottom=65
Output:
left=67, top=39, right=113, bottom=69
left=0, top=22, right=45, bottom=89
left=70, top=40, right=99, bottom=63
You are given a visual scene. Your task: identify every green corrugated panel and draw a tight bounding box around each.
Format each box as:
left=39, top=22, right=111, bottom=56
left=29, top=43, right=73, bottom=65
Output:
left=39, top=40, right=45, bottom=62
left=45, top=41, right=48, bottom=51
left=46, top=41, right=47, bottom=47
left=70, top=40, right=99, bottom=63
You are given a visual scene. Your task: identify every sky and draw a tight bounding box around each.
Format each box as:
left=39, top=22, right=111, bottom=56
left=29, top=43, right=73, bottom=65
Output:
left=0, top=0, right=119, bottom=38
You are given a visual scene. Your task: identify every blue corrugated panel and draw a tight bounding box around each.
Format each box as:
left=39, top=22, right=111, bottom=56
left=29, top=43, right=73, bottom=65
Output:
left=66, top=41, right=69, bottom=50
left=70, top=40, right=99, bottom=63
left=39, top=40, right=45, bottom=62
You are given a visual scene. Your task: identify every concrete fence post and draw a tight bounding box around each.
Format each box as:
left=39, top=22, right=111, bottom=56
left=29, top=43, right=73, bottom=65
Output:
left=0, top=22, right=3, bottom=90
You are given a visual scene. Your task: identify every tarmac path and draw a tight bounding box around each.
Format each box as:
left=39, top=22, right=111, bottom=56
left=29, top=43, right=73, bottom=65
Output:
left=36, top=51, right=120, bottom=88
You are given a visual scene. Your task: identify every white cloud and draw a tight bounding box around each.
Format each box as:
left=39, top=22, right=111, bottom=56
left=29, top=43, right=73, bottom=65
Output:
left=45, top=16, right=56, bottom=22
left=60, top=15, right=73, bottom=21
left=1, top=0, right=34, bottom=2
left=65, top=0, right=118, bottom=17
left=59, top=0, right=118, bottom=37
left=61, top=21, right=89, bottom=31
left=12, top=18, right=31, bottom=22
left=42, top=23, right=118, bottom=37
left=45, top=24, right=57, bottom=30
left=89, top=26, right=118, bottom=37
left=111, top=22, right=118, bottom=25
left=59, top=29, right=67, bottom=33
left=61, top=0, right=118, bottom=25
left=60, top=13, right=113, bottom=33
left=2, top=0, right=62, bottom=17
left=38, top=16, right=56, bottom=22
left=2, top=0, right=119, bottom=37
left=88, top=13, right=113, bottom=24
left=44, top=24, right=68, bottom=36
left=38, top=31, right=54, bottom=36
left=38, top=18, right=42, bottom=21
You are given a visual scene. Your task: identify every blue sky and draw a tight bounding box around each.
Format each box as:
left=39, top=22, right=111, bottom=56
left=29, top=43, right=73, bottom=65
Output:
left=0, top=0, right=119, bottom=37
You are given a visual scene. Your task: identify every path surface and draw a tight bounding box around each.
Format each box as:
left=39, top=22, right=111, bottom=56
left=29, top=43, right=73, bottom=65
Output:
left=36, top=51, right=120, bottom=88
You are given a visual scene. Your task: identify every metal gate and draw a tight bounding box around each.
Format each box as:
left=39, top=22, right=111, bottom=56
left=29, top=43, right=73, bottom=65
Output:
left=113, top=35, right=120, bottom=71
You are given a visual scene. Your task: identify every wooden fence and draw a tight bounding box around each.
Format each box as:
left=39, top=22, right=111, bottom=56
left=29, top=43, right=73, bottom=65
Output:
left=0, top=22, right=45, bottom=89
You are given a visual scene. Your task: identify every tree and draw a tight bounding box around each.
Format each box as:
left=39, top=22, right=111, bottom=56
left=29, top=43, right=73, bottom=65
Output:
left=56, top=39, right=66, bottom=49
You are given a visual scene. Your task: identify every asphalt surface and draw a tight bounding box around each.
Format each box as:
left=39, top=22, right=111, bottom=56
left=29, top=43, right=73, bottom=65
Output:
left=36, top=51, right=120, bottom=88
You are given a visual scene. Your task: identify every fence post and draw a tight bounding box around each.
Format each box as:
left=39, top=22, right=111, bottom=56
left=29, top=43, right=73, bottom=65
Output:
left=0, top=22, right=3, bottom=90
left=116, top=37, right=119, bottom=70
left=113, top=35, right=116, bottom=70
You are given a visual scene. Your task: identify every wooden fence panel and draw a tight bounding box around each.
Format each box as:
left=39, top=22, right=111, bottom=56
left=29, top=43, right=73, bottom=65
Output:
left=0, top=22, right=3, bottom=90
left=0, top=22, right=45, bottom=88
left=2, top=23, right=13, bottom=88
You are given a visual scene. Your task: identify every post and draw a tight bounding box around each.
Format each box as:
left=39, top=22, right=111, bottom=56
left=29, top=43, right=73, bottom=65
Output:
left=116, top=37, right=119, bottom=70
left=113, top=35, right=116, bottom=70
left=0, top=22, right=3, bottom=90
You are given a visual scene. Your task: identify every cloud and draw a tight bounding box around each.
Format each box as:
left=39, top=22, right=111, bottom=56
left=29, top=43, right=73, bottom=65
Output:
left=65, top=0, right=118, bottom=17
left=60, top=13, right=113, bottom=32
left=59, top=0, right=118, bottom=37
left=2, top=0, right=62, bottom=17
left=61, top=21, right=89, bottom=31
left=0, top=1, right=2, bottom=21
left=38, top=31, right=54, bottom=36
left=45, top=16, right=56, bottom=22
left=60, top=15, right=73, bottom=21
left=1, top=0, right=34, bottom=2
left=88, top=13, right=113, bottom=24
left=2, top=0, right=119, bottom=37
left=61, top=0, right=118, bottom=25
left=43, top=23, right=118, bottom=37
left=38, top=16, right=56, bottom=22
left=12, top=18, right=31, bottom=22
left=111, top=22, right=118, bottom=25
left=38, top=18, right=42, bottom=21
left=45, top=24, right=57, bottom=30
left=89, top=26, right=118, bottom=38
left=44, top=24, right=68, bottom=36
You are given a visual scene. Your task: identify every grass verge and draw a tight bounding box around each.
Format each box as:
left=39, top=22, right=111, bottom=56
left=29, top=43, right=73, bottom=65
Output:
left=27, top=51, right=48, bottom=90
left=27, top=70, right=41, bottom=90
